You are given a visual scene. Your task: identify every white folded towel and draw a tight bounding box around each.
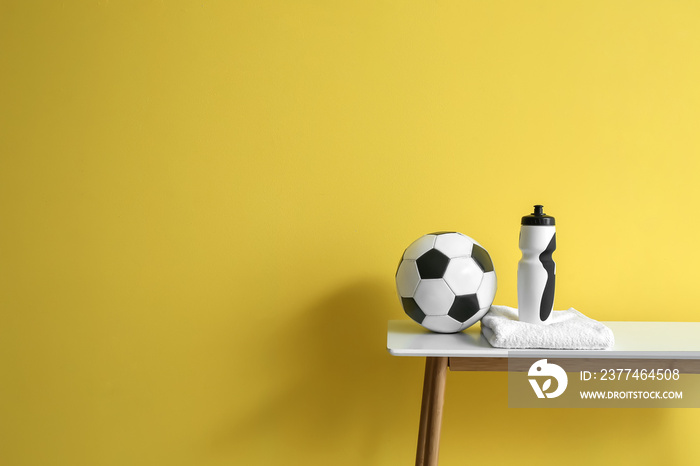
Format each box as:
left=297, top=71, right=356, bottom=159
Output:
left=480, top=305, right=614, bottom=350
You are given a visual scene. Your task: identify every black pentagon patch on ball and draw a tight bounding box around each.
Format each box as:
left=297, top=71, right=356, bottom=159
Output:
left=471, top=244, right=494, bottom=273
left=429, top=231, right=456, bottom=235
left=415, top=249, right=450, bottom=279
left=402, top=297, right=426, bottom=324
left=447, top=294, right=481, bottom=323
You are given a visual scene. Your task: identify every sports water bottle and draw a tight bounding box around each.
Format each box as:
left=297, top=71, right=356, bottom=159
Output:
left=518, top=205, right=556, bottom=324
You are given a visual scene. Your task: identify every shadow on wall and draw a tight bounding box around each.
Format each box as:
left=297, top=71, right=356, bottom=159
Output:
left=441, top=371, right=675, bottom=465
left=212, top=278, right=419, bottom=465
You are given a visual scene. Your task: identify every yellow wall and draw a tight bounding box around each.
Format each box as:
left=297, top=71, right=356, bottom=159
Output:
left=2, top=1, right=700, bottom=465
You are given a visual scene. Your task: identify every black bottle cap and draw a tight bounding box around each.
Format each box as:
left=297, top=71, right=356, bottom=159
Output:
left=521, top=204, right=555, bottom=226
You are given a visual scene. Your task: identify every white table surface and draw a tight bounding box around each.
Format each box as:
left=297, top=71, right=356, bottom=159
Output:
left=387, top=320, right=700, bottom=359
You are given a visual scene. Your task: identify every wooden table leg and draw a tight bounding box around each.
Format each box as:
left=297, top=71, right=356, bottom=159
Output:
left=415, top=358, right=434, bottom=465
left=416, top=357, right=448, bottom=466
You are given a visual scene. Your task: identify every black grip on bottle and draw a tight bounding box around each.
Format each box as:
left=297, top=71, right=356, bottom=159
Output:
left=539, top=233, right=556, bottom=321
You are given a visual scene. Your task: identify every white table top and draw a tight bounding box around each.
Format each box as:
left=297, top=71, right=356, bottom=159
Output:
left=387, top=320, right=700, bottom=359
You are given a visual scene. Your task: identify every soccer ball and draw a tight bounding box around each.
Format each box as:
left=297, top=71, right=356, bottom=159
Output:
left=396, top=232, right=497, bottom=333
